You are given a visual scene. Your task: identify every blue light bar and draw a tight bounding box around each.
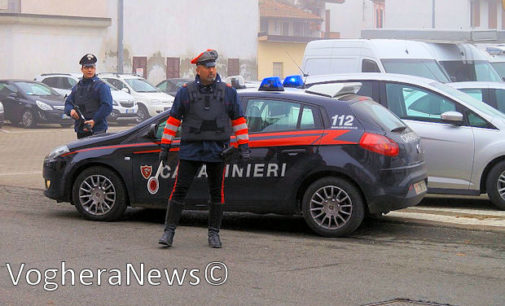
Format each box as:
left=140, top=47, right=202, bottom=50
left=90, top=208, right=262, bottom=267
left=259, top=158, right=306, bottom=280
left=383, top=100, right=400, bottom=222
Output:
left=283, top=75, right=304, bottom=88
left=259, top=77, right=284, bottom=91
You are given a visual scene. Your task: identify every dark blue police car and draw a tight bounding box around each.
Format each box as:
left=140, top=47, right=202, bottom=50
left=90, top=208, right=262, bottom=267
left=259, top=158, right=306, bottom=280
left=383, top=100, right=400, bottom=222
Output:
left=43, top=77, right=427, bottom=237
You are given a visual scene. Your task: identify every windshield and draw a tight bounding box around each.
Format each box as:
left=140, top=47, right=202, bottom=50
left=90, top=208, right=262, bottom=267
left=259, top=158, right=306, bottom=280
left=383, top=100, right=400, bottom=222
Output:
left=125, top=78, right=158, bottom=92
left=15, top=82, right=61, bottom=96
left=102, top=80, right=119, bottom=91
left=490, top=62, right=505, bottom=79
left=439, top=60, right=502, bottom=82
left=431, top=82, right=505, bottom=120
left=381, top=59, right=450, bottom=83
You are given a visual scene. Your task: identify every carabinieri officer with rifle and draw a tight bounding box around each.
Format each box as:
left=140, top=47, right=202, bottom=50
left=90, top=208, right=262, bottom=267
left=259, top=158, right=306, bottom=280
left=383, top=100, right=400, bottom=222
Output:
left=65, top=53, right=112, bottom=139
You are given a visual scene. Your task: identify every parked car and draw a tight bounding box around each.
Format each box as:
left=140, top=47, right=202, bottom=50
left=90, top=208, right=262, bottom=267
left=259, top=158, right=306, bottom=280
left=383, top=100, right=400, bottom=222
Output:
left=156, top=78, right=191, bottom=96
left=0, top=80, right=72, bottom=128
left=99, top=73, right=174, bottom=122
left=34, top=73, right=138, bottom=124
left=305, top=73, right=505, bottom=210
left=43, top=78, right=427, bottom=237
left=0, top=101, right=4, bottom=128
left=448, top=82, right=505, bottom=114
left=475, top=44, right=505, bottom=81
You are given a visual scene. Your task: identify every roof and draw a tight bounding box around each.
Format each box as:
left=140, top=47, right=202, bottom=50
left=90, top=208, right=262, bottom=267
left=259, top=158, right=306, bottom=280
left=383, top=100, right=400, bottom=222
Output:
left=260, top=0, right=322, bottom=21
left=448, top=81, right=505, bottom=90
left=304, top=73, right=438, bottom=87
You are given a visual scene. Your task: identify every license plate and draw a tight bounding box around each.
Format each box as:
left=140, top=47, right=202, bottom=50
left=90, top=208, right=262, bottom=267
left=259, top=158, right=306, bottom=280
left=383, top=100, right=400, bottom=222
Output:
left=413, top=180, right=427, bottom=195
left=61, top=114, right=70, bottom=119
left=125, top=109, right=129, bottom=114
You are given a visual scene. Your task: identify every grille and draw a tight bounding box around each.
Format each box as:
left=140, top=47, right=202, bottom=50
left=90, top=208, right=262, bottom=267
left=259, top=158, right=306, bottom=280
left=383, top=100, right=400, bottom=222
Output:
left=120, top=100, right=134, bottom=107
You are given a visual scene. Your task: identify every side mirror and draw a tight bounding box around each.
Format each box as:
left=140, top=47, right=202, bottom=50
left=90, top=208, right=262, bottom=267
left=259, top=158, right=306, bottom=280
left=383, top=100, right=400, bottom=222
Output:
left=121, top=87, right=130, bottom=94
left=147, top=123, right=157, bottom=138
left=441, top=111, right=463, bottom=124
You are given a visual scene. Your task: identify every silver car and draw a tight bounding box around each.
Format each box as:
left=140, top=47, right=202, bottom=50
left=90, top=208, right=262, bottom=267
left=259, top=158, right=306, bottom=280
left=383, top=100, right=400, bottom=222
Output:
left=448, top=82, right=505, bottom=114
left=305, top=73, right=505, bottom=210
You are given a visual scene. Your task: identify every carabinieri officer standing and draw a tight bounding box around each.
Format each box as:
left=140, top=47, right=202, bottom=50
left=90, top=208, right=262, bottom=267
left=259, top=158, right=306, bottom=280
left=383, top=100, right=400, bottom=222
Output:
left=158, top=49, right=250, bottom=248
left=65, top=53, right=112, bottom=139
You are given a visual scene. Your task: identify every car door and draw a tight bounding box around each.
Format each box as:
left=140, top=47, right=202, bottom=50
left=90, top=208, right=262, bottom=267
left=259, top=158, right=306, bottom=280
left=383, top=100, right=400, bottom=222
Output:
left=380, top=81, right=474, bottom=191
left=0, top=82, right=23, bottom=122
left=223, top=96, right=324, bottom=212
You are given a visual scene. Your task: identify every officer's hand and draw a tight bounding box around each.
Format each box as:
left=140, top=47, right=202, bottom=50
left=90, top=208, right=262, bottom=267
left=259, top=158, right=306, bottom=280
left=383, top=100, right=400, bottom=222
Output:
left=159, top=144, right=170, bottom=166
left=70, top=109, right=79, bottom=120
left=239, top=144, right=251, bottom=161
left=84, top=120, right=95, bottom=128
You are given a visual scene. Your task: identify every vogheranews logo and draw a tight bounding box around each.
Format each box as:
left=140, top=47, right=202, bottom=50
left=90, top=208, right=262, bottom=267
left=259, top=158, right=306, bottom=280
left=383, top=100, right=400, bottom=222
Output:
left=4, top=261, right=228, bottom=292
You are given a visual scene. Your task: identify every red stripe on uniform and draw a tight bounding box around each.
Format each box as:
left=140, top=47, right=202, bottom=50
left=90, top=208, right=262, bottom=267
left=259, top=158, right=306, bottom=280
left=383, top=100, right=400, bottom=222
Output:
left=220, top=165, right=226, bottom=204
left=163, top=128, right=177, bottom=136
left=169, top=161, right=180, bottom=201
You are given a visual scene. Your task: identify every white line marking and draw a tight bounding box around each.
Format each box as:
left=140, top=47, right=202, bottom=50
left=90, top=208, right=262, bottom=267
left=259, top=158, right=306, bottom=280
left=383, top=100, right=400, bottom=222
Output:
left=0, top=171, right=42, bottom=176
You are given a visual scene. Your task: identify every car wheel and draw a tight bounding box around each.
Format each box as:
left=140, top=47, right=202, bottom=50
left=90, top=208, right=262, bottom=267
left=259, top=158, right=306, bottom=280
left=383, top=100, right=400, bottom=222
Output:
left=302, top=177, right=365, bottom=237
left=20, top=109, right=37, bottom=128
left=136, top=105, right=150, bottom=123
left=72, top=166, right=128, bottom=221
left=486, top=161, right=505, bottom=210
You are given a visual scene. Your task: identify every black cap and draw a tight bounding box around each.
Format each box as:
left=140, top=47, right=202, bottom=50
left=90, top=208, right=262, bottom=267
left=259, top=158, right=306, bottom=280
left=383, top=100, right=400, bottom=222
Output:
left=191, top=49, right=218, bottom=67
left=79, top=53, right=97, bottom=67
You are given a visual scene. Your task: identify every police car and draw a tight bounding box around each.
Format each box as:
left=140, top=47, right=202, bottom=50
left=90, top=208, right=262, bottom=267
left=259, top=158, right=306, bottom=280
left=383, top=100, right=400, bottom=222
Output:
left=43, top=76, right=427, bottom=237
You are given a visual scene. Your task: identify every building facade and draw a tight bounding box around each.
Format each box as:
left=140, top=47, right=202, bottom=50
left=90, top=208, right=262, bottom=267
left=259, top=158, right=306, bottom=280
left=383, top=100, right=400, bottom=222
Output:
left=0, top=0, right=259, bottom=84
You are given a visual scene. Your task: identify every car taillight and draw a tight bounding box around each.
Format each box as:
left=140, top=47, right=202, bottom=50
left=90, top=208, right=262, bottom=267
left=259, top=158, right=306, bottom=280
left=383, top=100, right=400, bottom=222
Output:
left=359, top=132, right=399, bottom=157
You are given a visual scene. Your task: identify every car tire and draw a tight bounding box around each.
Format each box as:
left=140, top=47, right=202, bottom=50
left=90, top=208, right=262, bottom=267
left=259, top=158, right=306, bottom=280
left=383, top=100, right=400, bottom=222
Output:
left=486, top=161, right=505, bottom=210
left=302, top=177, right=365, bottom=237
left=72, top=166, right=128, bottom=221
left=20, top=109, right=37, bottom=128
left=136, top=104, right=150, bottom=123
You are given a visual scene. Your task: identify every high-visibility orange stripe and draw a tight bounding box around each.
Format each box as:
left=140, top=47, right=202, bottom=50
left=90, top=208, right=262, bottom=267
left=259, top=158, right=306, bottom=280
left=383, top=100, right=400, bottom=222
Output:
left=235, top=129, right=248, bottom=135
left=169, top=161, right=180, bottom=200
left=163, top=129, right=177, bottom=136
left=237, top=139, right=249, bottom=145
left=167, top=116, right=181, bottom=126
left=232, top=117, right=247, bottom=126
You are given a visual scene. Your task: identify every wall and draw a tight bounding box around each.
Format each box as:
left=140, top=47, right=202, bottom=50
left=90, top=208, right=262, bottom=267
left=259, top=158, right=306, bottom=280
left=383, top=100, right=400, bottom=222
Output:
left=325, top=0, right=374, bottom=39
left=257, top=41, right=306, bottom=79
left=21, top=0, right=107, bottom=17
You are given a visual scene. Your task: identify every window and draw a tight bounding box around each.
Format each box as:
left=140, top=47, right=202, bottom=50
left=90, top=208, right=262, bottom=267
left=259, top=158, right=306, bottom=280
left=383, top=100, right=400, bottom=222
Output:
left=494, top=89, right=505, bottom=113
left=385, top=83, right=457, bottom=122
left=362, top=59, right=380, bottom=72
left=273, top=62, right=283, bottom=78
left=355, top=81, right=375, bottom=99
left=282, top=22, right=289, bottom=36
left=471, top=0, right=480, bottom=27
left=104, top=78, right=126, bottom=90
left=245, top=99, right=304, bottom=133
left=157, top=81, right=167, bottom=91
left=0, top=82, right=17, bottom=97
left=294, top=22, right=304, bottom=36
left=42, top=77, right=59, bottom=88
left=374, top=0, right=385, bottom=28
left=260, top=19, right=268, bottom=33
left=61, top=77, right=77, bottom=90
left=166, top=57, right=180, bottom=79
left=382, top=59, right=450, bottom=83
left=228, top=58, right=240, bottom=76
left=460, top=88, right=484, bottom=102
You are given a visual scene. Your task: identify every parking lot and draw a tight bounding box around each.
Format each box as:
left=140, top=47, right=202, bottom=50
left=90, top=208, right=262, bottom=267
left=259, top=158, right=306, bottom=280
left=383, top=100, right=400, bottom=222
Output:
left=1, top=123, right=505, bottom=305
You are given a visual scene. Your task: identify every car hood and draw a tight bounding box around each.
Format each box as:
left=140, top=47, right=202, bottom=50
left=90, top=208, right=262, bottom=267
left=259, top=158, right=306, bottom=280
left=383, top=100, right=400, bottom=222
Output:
left=33, top=95, right=65, bottom=106
left=133, top=91, right=174, bottom=102
left=111, top=90, right=135, bottom=101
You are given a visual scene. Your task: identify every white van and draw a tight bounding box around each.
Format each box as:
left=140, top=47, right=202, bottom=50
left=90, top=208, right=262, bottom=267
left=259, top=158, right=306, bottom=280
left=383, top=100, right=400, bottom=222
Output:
left=476, top=44, right=505, bottom=80
left=423, top=42, right=502, bottom=82
left=301, top=39, right=451, bottom=82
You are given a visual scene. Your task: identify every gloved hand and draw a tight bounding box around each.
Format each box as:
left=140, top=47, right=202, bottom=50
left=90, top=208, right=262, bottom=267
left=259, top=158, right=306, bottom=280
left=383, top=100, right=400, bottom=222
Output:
left=239, top=144, right=251, bottom=161
left=159, top=144, right=170, bottom=166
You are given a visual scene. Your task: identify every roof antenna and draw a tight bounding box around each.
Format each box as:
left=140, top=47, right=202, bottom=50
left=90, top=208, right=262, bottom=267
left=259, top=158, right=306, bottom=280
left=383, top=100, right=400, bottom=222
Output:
left=284, top=50, right=309, bottom=86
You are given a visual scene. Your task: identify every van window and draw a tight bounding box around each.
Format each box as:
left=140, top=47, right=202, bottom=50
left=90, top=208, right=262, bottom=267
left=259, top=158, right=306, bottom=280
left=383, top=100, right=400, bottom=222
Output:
left=381, top=59, right=450, bottom=83
left=494, top=89, right=505, bottom=113
left=362, top=59, right=380, bottom=72
left=490, top=62, right=505, bottom=79
left=439, top=60, right=501, bottom=82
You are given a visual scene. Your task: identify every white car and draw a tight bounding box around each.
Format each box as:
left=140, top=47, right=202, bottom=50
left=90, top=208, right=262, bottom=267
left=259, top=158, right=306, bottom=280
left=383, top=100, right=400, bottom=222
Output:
left=34, top=73, right=138, bottom=123
left=305, top=73, right=505, bottom=210
left=99, top=73, right=174, bottom=122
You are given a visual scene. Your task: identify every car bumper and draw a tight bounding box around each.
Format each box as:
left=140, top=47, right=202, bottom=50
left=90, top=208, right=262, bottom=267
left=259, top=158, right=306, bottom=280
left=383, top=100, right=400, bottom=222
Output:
left=365, top=161, right=428, bottom=214
left=37, top=109, right=73, bottom=124
left=108, top=105, right=138, bottom=121
left=146, top=104, right=171, bottom=117
left=43, top=157, right=70, bottom=202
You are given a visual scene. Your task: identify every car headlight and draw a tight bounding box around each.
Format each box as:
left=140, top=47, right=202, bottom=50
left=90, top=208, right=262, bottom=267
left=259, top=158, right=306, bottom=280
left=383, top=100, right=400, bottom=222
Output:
left=36, top=100, right=53, bottom=111
left=0, top=103, right=3, bottom=112
left=47, top=145, right=70, bottom=160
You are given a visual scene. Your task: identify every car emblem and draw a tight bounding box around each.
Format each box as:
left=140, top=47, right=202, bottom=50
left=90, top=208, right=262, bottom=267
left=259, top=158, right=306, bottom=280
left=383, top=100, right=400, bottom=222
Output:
left=140, top=165, right=152, bottom=179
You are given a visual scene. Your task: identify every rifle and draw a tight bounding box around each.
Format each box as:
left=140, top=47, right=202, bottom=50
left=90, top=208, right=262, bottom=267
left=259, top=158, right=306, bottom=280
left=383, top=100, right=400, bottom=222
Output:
left=69, top=100, right=92, bottom=132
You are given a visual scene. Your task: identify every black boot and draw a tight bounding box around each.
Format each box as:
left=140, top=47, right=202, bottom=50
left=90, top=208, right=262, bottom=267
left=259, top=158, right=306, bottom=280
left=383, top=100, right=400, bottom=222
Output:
left=159, top=200, right=184, bottom=247
left=208, top=203, right=224, bottom=248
